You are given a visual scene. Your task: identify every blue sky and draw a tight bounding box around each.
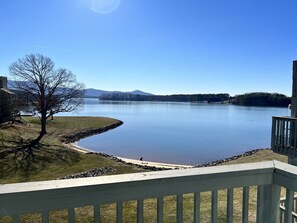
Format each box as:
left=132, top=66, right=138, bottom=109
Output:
left=0, top=0, right=296, bottom=96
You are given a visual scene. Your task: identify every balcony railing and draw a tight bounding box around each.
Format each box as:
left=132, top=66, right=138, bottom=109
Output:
left=280, top=195, right=297, bottom=223
left=1, top=160, right=297, bottom=223
left=271, top=116, right=297, bottom=157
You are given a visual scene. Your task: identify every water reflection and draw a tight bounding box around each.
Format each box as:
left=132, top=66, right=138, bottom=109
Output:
left=61, top=99, right=289, bottom=165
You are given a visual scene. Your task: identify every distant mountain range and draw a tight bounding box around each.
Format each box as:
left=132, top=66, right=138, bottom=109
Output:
left=6, top=80, right=290, bottom=107
left=84, top=88, right=154, bottom=98
left=7, top=80, right=153, bottom=98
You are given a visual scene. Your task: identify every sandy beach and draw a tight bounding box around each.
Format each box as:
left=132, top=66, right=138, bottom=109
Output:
left=116, top=156, right=194, bottom=169
left=66, top=142, right=194, bottom=169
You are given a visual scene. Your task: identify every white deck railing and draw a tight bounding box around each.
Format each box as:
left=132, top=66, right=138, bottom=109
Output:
left=280, top=195, right=297, bottom=223
left=271, top=116, right=297, bottom=157
left=1, top=160, right=297, bottom=223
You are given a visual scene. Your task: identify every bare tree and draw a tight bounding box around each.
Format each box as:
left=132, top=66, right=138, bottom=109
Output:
left=9, top=54, right=85, bottom=143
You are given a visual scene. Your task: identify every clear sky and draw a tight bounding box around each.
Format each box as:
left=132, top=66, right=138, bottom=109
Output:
left=0, top=0, right=296, bottom=96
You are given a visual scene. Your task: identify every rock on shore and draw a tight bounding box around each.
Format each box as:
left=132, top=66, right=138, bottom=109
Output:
left=58, top=167, right=114, bottom=179
left=195, top=148, right=268, bottom=167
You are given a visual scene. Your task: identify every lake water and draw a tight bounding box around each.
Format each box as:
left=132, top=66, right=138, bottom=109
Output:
left=64, top=98, right=289, bottom=165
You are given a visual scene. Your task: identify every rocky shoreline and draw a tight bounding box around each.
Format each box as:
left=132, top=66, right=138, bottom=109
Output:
left=58, top=167, right=114, bottom=179
left=194, top=148, right=268, bottom=167
left=93, top=148, right=269, bottom=170
left=58, top=148, right=270, bottom=179
left=62, top=121, right=123, bottom=144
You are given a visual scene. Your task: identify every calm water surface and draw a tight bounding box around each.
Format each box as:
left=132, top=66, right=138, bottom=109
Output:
left=64, top=99, right=289, bottom=165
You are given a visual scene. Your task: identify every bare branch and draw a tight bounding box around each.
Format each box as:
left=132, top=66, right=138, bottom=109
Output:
left=9, top=54, right=85, bottom=138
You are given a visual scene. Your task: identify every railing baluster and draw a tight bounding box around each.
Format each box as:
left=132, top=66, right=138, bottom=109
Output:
left=242, top=186, right=249, bottom=223
left=288, top=120, right=290, bottom=147
left=276, top=119, right=280, bottom=152
left=295, top=195, right=297, bottom=214
left=137, top=199, right=144, bottom=223
left=157, top=197, right=163, bottom=223
left=291, top=121, right=297, bottom=157
left=284, top=119, right=287, bottom=149
left=256, top=185, right=264, bottom=223
left=290, top=121, right=293, bottom=156
left=288, top=120, right=291, bottom=155
left=194, top=192, right=200, bottom=223
left=68, top=208, right=75, bottom=223
left=280, top=208, right=284, bottom=223
left=177, top=194, right=183, bottom=223
left=117, top=202, right=123, bottom=223
left=227, top=188, right=233, bottom=223
left=284, top=189, right=294, bottom=223
left=279, top=119, right=283, bottom=152
left=212, top=190, right=218, bottom=223
left=284, top=119, right=287, bottom=153
left=281, top=120, right=285, bottom=154
left=285, top=120, right=289, bottom=152
left=282, top=119, right=286, bottom=154
left=271, top=117, right=277, bottom=152
left=94, top=205, right=100, bottom=223
left=257, top=184, right=280, bottom=223
left=42, top=211, right=49, bottom=223
left=284, top=120, right=288, bottom=154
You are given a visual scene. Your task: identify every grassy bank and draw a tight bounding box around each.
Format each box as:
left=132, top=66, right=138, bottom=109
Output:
left=0, top=116, right=144, bottom=184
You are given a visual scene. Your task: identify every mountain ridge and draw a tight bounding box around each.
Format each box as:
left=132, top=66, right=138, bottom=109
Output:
left=84, top=88, right=153, bottom=98
left=7, top=80, right=153, bottom=98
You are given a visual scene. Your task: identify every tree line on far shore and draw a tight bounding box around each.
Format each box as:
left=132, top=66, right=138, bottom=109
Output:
left=99, top=93, right=230, bottom=103
left=231, top=92, right=291, bottom=107
left=99, top=92, right=291, bottom=107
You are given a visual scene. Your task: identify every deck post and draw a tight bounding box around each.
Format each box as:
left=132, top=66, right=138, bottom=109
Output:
left=289, top=61, right=297, bottom=165
left=291, top=61, right=297, bottom=118
left=256, top=184, right=281, bottom=223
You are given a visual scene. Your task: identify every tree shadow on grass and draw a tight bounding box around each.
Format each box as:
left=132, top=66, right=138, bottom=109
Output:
left=0, top=133, right=81, bottom=181
left=0, top=132, right=38, bottom=160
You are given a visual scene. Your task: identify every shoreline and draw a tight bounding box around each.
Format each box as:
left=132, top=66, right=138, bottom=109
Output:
left=66, top=142, right=269, bottom=170
left=117, top=156, right=194, bottom=169
left=62, top=120, right=270, bottom=170
left=66, top=142, right=193, bottom=169
left=61, top=120, right=123, bottom=144
left=62, top=120, right=194, bottom=169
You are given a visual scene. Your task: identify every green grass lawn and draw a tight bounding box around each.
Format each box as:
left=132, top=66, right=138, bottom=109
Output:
left=219, top=149, right=287, bottom=165
left=0, top=116, right=289, bottom=222
left=0, top=116, right=144, bottom=184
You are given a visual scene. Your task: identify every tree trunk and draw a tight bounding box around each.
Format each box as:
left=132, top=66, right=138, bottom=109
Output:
left=28, top=130, right=45, bottom=150
left=29, top=114, right=47, bottom=147
left=40, top=113, right=47, bottom=136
